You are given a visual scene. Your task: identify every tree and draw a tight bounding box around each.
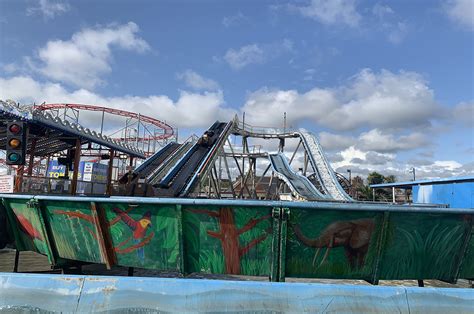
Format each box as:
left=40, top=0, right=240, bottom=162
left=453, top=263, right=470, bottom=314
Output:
left=384, top=175, right=396, bottom=183
left=188, top=207, right=271, bottom=274
left=367, top=172, right=385, bottom=185
left=351, top=176, right=365, bottom=189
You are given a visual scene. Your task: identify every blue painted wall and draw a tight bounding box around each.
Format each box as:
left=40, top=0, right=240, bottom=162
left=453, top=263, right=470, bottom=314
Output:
left=413, top=182, right=473, bottom=208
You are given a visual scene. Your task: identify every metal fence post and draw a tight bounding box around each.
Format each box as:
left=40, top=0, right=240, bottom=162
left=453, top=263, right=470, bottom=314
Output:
left=370, top=211, right=390, bottom=285
left=270, top=207, right=281, bottom=282
left=176, top=204, right=185, bottom=276
left=27, top=199, right=56, bottom=265
left=279, top=208, right=289, bottom=282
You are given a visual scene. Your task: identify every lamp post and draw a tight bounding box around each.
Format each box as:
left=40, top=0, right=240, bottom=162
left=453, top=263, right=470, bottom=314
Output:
left=347, top=169, right=352, bottom=196
left=409, top=167, right=416, bottom=181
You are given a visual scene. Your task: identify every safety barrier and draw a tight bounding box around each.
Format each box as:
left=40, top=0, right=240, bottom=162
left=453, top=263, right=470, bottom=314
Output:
left=1, top=194, right=473, bottom=282
left=1, top=273, right=473, bottom=313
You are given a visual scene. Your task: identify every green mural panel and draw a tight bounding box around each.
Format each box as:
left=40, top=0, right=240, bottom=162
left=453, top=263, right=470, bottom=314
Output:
left=285, top=208, right=383, bottom=279
left=2, top=195, right=473, bottom=281
left=99, top=202, right=181, bottom=271
left=182, top=205, right=273, bottom=276
left=379, top=213, right=470, bottom=281
left=43, top=201, right=103, bottom=264
left=3, top=199, right=49, bottom=256
left=459, top=234, right=474, bottom=279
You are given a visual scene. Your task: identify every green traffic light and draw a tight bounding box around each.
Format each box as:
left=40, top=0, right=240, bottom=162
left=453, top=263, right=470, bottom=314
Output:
left=7, top=152, right=20, bottom=162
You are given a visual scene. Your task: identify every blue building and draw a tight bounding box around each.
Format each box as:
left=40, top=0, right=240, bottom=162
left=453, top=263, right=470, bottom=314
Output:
left=370, top=176, right=473, bottom=209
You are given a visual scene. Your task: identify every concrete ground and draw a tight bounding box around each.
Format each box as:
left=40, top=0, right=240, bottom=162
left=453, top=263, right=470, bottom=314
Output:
left=0, top=248, right=472, bottom=288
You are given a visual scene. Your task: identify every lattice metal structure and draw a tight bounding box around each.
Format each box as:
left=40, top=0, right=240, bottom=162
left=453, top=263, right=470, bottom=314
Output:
left=34, top=103, right=177, bottom=156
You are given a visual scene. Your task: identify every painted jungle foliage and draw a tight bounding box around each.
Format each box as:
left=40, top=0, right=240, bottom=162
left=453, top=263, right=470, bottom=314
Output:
left=182, top=205, right=272, bottom=276
left=1, top=195, right=472, bottom=282
left=44, top=201, right=103, bottom=263
left=378, top=212, right=472, bottom=281
left=100, top=202, right=181, bottom=271
left=2, top=199, right=50, bottom=259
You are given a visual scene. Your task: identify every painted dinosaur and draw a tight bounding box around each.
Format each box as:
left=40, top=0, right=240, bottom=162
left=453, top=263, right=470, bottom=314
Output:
left=294, top=218, right=375, bottom=269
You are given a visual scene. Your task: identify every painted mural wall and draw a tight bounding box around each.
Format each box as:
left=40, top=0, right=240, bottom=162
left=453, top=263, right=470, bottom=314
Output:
left=1, top=195, right=472, bottom=282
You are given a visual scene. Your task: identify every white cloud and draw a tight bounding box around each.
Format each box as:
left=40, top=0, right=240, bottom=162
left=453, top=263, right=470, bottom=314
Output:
left=27, top=0, right=70, bottom=19
left=387, top=22, right=408, bottom=44
left=330, top=145, right=469, bottom=181
left=318, top=132, right=356, bottom=151
left=0, top=75, right=235, bottom=129
left=222, top=12, right=248, bottom=27
left=242, top=69, right=440, bottom=131
left=223, top=40, right=294, bottom=70
left=446, top=0, right=474, bottom=30
left=453, top=101, right=474, bottom=125
left=224, top=44, right=265, bottom=70
left=372, top=3, right=394, bottom=18
left=357, top=129, right=429, bottom=153
left=293, top=0, right=361, bottom=27
left=30, top=22, right=150, bottom=89
left=177, top=70, right=219, bottom=91
left=371, top=4, right=408, bottom=44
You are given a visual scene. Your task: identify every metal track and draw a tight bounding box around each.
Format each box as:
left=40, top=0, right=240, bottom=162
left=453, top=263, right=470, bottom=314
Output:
left=297, top=130, right=353, bottom=201
left=269, top=153, right=329, bottom=201
left=148, top=142, right=193, bottom=186
left=180, top=121, right=234, bottom=197
left=119, top=143, right=179, bottom=184
left=154, top=121, right=232, bottom=197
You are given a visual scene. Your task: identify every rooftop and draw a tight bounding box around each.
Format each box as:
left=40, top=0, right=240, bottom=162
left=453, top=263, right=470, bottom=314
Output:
left=370, top=176, right=474, bottom=189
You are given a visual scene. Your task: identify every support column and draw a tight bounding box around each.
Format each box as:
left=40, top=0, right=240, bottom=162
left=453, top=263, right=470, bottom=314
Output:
left=106, top=149, right=115, bottom=196
left=27, top=138, right=37, bottom=176
left=70, top=139, right=82, bottom=196
left=392, top=187, right=396, bottom=203
left=15, top=166, right=24, bottom=193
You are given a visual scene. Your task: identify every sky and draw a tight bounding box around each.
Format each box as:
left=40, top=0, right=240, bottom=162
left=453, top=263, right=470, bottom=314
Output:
left=0, top=0, right=473, bottom=181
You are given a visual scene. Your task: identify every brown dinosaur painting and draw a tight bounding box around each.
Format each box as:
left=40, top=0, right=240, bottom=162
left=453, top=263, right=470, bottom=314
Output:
left=294, top=218, right=375, bottom=269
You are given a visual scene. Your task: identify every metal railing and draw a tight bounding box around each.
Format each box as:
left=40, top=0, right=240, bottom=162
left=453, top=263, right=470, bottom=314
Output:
left=17, top=175, right=108, bottom=196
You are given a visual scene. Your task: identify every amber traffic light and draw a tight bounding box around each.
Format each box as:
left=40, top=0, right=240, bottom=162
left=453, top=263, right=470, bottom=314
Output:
left=6, top=121, right=27, bottom=165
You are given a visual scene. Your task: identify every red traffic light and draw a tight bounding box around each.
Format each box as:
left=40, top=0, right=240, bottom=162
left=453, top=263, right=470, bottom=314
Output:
left=8, top=123, right=22, bottom=134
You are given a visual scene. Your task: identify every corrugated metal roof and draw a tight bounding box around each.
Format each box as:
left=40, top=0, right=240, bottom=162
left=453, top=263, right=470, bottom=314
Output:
left=1, top=100, right=146, bottom=158
left=370, top=176, right=474, bottom=188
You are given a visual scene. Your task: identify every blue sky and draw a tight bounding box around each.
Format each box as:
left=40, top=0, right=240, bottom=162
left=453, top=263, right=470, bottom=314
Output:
left=0, top=0, right=473, bottom=180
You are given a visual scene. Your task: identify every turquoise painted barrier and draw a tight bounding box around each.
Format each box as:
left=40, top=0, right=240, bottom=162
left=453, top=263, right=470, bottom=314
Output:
left=0, top=273, right=473, bottom=313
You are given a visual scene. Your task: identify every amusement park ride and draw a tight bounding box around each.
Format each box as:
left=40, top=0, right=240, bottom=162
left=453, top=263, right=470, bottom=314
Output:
left=0, top=99, right=473, bottom=288
left=0, top=99, right=352, bottom=201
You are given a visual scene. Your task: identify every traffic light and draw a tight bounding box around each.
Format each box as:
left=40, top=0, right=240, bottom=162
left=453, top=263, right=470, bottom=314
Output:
left=6, top=121, right=27, bottom=165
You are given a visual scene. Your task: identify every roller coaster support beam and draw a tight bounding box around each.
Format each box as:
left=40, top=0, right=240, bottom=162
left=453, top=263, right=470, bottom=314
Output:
left=289, top=140, right=302, bottom=165
left=222, top=154, right=236, bottom=198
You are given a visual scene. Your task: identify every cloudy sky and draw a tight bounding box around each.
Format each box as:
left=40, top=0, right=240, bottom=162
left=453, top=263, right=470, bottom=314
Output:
left=0, top=0, right=473, bottom=180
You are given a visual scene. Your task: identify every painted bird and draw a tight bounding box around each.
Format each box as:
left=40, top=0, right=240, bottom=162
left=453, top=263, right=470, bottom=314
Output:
left=113, top=208, right=152, bottom=262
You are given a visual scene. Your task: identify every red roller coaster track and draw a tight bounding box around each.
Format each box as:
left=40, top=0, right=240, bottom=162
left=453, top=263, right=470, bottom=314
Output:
left=34, top=103, right=175, bottom=140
